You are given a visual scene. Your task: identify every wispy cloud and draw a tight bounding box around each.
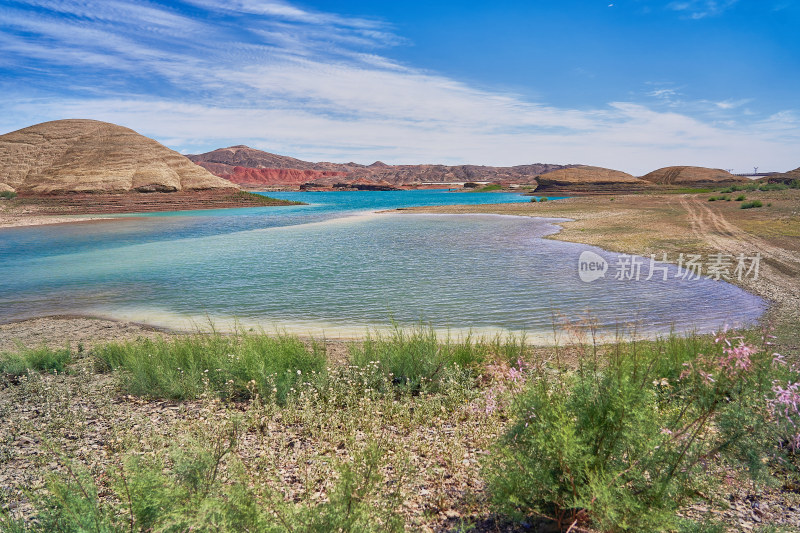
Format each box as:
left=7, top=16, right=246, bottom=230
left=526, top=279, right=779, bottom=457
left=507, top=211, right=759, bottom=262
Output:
left=0, top=0, right=796, bottom=174
left=714, top=98, right=752, bottom=110
left=667, top=0, right=739, bottom=19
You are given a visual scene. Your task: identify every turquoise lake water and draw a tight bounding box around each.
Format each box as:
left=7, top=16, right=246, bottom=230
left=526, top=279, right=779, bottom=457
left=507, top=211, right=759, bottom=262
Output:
left=0, top=190, right=766, bottom=339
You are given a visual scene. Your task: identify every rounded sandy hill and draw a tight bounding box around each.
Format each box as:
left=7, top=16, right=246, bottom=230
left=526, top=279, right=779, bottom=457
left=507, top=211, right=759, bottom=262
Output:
left=0, top=119, right=238, bottom=194
left=639, top=166, right=749, bottom=187
left=535, top=165, right=653, bottom=193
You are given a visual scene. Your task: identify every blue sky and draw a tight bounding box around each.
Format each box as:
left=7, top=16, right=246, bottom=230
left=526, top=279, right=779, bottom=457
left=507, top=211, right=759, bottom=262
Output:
left=1, top=0, right=798, bottom=174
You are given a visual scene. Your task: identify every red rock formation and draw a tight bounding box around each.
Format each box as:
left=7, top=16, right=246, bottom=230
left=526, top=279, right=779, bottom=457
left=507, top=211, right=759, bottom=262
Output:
left=199, top=165, right=348, bottom=187
left=188, top=145, right=575, bottom=189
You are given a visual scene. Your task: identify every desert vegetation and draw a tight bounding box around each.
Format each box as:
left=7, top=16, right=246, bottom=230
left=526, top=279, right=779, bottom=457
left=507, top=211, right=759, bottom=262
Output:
left=1, top=324, right=798, bottom=532
left=718, top=181, right=800, bottom=195
left=0, top=346, right=71, bottom=376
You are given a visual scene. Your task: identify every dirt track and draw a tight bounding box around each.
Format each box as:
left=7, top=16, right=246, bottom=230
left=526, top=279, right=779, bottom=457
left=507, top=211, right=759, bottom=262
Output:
left=679, top=195, right=799, bottom=273
left=677, top=195, right=800, bottom=321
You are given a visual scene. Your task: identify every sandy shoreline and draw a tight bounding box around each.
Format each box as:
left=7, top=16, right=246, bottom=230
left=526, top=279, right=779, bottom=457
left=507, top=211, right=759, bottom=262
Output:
left=0, top=190, right=299, bottom=228
left=0, top=208, right=113, bottom=228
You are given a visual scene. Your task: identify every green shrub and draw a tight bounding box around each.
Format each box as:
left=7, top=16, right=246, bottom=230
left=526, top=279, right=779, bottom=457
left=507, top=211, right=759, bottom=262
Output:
left=735, top=194, right=747, bottom=201
left=28, top=467, right=119, bottom=533
left=708, top=197, right=716, bottom=202
left=283, top=442, right=404, bottom=532
left=724, top=184, right=759, bottom=193
left=17, top=427, right=402, bottom=532
left=0, top=347, right=71, bottom=376
left=0, top=191, right=16, bottom=200
left=741, top=200, right=763, bottom=209
left=349, top=324, right=487, bottom=391
left=96, top=330, right=326, bottom=403
left=475, top=184, right=502, bottom=192
left=756, top=180, right=799, bottom=191
left=484, top=332, right=791, bottom=531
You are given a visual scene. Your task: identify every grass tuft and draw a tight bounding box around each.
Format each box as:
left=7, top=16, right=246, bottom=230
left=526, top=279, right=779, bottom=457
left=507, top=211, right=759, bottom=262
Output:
left=0, top=346, right=71, bottom=377
left=95, top=330, right=326, bottom=403
left=349, top=324, right=487, bottom=391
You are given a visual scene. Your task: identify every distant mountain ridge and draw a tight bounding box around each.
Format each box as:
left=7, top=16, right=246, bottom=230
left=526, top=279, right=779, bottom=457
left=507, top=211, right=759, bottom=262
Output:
left=187, top=145, right=575, bottom=188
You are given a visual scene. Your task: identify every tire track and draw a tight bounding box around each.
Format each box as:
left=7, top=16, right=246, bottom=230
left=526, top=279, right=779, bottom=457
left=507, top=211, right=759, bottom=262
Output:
left=680, top=196, right=799, bottom=273
left=677, top=195, right=800, bottom=318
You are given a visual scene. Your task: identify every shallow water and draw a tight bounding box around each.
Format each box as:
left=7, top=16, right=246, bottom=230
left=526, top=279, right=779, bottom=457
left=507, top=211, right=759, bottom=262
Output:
left=0, top=190, right=765, bottom=339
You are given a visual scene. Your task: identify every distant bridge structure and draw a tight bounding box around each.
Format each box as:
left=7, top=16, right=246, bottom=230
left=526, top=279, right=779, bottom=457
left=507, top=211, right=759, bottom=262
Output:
left=732, top=172, right=778, bottom=177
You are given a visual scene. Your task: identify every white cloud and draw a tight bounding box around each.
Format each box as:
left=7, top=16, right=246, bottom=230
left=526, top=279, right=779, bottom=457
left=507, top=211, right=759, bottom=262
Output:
left=0, top=0, right=796, bottom=175
left=714, top=98, right=752, bottom=110
left=667, top=0, right=739, bottom=19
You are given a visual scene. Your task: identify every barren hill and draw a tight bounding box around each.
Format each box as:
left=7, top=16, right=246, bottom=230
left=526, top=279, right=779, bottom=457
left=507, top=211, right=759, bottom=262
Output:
left=765, top=166, right=800, bottom=184
left=188, top=145, right=573, bottom=189
left=639, top=166, right=748, bottom=188
left=0, top=119, right=238, bottom=194
left=188, top=145, right=327, bottom=172
left=534, top=165, right=654, bottom=193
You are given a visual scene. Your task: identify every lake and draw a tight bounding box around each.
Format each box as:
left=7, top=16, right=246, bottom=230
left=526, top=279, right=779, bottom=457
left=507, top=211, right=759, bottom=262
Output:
left=0, top=190, right=765, bottom=340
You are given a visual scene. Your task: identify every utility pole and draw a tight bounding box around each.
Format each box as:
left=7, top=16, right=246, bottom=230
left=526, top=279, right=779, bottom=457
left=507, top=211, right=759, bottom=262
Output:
left=754, top=166, right=759, bottom=175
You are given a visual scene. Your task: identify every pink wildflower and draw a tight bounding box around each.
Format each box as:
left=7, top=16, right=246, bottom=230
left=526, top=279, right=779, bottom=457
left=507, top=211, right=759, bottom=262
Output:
left=484, top=389, right=498, bottom=415
left=508, top=358, right=526, bottom=383
left=771, top=381, right=800, bottom=422
left=679, top=361, right=715, bottom=384
left=698, top=370, right=716, bottom=384
left=679, top=362, right=693, bottom=381
left=718, top=340, right=756, bottom=373
left=715, top=326, right=732, bottom=347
